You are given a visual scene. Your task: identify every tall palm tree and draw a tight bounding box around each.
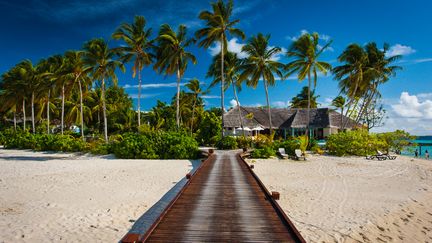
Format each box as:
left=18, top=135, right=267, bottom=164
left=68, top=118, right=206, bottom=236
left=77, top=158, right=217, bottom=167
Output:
left=196, top=0, right=245, bottom=137
left=331, top=96, right=346, bottom=129
left=112, top=15, right=154, bottom=127
left=64, top=50, right=92, bottom=140
left=83, top=38, right=125, bottom=142
left=286, top=32, right=332, bottom=137
left=207, top=51, right=245, bottom=136
left=238, top=33, right=284, bottom=135
left=0, top=67, right=24, bottom=131
left=185, top=78, right=208, bottom=134
left=154, top=24, right=196, bottom=128
left=17, top=60, right=40, bottom=134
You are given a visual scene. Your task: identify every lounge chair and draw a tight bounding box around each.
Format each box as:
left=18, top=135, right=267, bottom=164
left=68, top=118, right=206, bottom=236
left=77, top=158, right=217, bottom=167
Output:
left=378, top=150, right=397, bottom=160
left=277, top=148, right=289, bottom=159
left=366, top=151, right=388, bottom=161
left=294, top=149, right=306, bottom=160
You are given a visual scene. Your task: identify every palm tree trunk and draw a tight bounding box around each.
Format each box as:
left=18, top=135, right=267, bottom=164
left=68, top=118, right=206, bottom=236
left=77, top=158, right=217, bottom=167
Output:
left=31, top=91, right=35, bottom=134
left=138, top=70, right=142, bottom=127
left=263, top=79, right=273, bottom=135
left=61, top=84, right=65, bottom=135
left=13, top=111, right=17, bottom=131
left=176, top=67, right=181, bottom=128
left=340, top=107, right=344, bottom=131
left=307, top=71, right=311, bottom=138
left=220, top=36, right=225, bottom=138
left=78, top=79, right=85, bottom=141
left=102, top=78, right=108, bottom=143
left=23, top=99, right=26, bottom=130
left=233, top=84, right=245, bottom=137
left=47, top=90, right=50, bottom=134
left=190, top=97, right=196, bottom=136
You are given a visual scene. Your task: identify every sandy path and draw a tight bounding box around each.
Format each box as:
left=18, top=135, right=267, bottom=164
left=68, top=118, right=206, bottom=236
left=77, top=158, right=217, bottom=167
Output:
left=0, top=149, right=194, bottom=242
left=247, top=155, right=432, bottom=243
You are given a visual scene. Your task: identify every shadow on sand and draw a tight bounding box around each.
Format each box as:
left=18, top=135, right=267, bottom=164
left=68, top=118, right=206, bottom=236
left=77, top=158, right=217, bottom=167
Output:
left=121, top=159, right=202, bottom=240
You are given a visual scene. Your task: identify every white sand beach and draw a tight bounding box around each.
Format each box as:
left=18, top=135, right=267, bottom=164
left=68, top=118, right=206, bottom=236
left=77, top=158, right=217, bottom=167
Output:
left=247, top=154, right=432, bottom=242
left=0, top=148, right=194, bottom=242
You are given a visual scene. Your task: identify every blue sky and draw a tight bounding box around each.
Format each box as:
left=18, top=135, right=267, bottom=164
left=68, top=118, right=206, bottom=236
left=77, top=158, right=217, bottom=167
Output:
left=1, top=0, right=431, bottom=134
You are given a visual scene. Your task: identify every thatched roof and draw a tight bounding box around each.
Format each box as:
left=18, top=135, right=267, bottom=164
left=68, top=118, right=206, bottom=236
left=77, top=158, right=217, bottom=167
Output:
left=224, top=106, right=359, bottom=129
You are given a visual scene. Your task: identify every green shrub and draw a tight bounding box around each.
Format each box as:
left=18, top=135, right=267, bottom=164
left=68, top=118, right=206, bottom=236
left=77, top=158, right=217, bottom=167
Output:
left=237, top=136, right=253, bottom=149
left=0, top=131, right=5, bottom=145
left=112, top=131, right=199, bottom=159
left=327, top=129, right=387, bottom=156
left=216, top=136, right=238, bottom=150
left=254, top=134, right=273, bottom=149
left=250, top=146, right=276, bottom=158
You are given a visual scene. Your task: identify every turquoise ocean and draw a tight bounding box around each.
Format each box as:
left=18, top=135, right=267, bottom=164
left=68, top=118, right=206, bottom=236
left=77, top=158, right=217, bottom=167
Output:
left=401, top=136, right=432, bottom=159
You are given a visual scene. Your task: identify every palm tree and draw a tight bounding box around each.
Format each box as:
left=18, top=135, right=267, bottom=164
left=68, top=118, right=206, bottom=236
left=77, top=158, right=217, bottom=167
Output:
left=154, top=24, right=196, bottom=128
left=64, top=50, right=92, bottom=140
left=185, top=78, right=208, bottom=134
left=207, top=51, right=245, bottom=136
left=196, top=0, right=245, bottom=137
left=0, top=67, right=24, bottom=131
left=238, top=33, right=284, bottom=135
left=112, top=15, right=154, bottom=127
left=286, top=32, right=332, bottom=137
left=331, top=96, right=346, bottom=129
left=83, top=38, right=125, bottom=142
left=290, top=86, right=320, bottom=108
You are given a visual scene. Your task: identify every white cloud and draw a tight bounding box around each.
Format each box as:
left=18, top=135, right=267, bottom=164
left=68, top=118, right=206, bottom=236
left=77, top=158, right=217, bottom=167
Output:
left=202, top=95, right=221, bottom=99
left=272, top=101, right=289, bottom=108
left=386, top=44, right=416, bottom=57
left=391, top=92, right=432, bottom=119
left=413, top=58, right=432, bottom=63
left=129, top=93, right=160, bottom=99
left=209, top=38, right=248, bottom=58
left=269, top=47, right=287, bottom=61
left=229, top=99, right=239, bottom=107
left=317, top=44, right=334, bottom=52
left=123, top=82, right=186, bottom=89
left=286, top=30, right=331, bottom=42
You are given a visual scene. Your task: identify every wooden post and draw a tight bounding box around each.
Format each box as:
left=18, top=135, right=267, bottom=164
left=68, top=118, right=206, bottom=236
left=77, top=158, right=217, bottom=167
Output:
left=271, top=191, right=280, bottom=200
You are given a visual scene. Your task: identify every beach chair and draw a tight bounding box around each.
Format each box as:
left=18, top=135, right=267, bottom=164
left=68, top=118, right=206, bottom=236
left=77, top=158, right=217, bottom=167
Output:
left=277, top=148, right=289, bottom=159
left=294, top=149, right=306, bottom=160
left=378, top=150, right=397, bottom=160
left=366, top=151, right=387, bottom=161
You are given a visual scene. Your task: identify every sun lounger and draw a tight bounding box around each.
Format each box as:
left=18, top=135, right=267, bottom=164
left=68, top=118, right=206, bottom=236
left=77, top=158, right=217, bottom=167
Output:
left=294, top=149, right=306, bottom=160
left=366, top=151, right=394, bottom=161
left=377, top=150, right=397, bottom=160
left=277, top=148, right=289, bottom=159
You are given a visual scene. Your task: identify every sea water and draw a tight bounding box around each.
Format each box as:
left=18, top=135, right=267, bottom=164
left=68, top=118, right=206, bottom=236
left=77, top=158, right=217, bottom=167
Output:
left=401, top=136, right=432, bottom=159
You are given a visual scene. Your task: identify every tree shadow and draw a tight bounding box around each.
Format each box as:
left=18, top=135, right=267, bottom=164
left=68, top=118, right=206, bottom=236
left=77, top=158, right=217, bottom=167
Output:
left=120, top=159, right=202, bottom=240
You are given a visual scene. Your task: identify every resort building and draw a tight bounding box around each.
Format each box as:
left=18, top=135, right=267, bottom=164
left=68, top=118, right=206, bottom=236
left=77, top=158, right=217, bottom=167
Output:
left=223, top=106, right=359, bottom=139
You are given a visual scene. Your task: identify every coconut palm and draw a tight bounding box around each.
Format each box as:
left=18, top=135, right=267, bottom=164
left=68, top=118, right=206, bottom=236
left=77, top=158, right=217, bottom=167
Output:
left=207, top=51, right=245, bottom=136
left=331, top=96, right=346, bottom=129
left=154, top=24, right=196, bottom=128
left=64, top=50, right=92, bottom=140
left=0, top=67, right=24, bottom=131
left=83, top=38, right=125, bottom=142
left=286, top=32, right=332, bottom=137
left=112, top=15, right=154, bottom=127
left=196, top=0, right=245, bottom=137
left=185, top=78, right=208, bottom=134
left=290, top=86, right=320, bottom=108
left=238, top=33, right=284, bottom=135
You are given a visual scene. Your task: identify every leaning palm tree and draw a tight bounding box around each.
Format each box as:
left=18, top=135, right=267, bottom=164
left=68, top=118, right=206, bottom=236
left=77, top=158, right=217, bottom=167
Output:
left=112, top=15, right=154, bottom=127
left=196, top=0, right=245, bottom=137
left=238, top=33, right=284, bottom=135
left=64, top=50, right=92, bottom=140
left=207, top=51, right=245, bottom=136
left=185, top=78, right=208, bottom=134
left=331, top=96, right=346, bottom=129
left=286, top=32, right=332, bottom=137
left=154, top=24, right=196, bottom=128
left=83, top=38, right=125, bottom=142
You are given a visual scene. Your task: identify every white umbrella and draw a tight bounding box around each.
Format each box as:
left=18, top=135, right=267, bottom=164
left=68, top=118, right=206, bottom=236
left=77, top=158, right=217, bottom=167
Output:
left=252, top=126, right=264, bottom=131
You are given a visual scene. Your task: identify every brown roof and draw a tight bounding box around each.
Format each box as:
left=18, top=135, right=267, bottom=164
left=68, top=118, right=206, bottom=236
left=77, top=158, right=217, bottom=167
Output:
left=224, top=106, right=359, bottom=129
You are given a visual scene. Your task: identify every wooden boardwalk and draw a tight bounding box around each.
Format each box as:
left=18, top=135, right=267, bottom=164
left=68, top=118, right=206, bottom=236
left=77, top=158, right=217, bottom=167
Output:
left=122, top=151, right=305, bottom=242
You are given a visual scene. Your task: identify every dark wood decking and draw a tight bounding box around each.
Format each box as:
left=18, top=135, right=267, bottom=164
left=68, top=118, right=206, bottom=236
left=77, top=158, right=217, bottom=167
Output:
left=123, top=151, right=305, bottom=242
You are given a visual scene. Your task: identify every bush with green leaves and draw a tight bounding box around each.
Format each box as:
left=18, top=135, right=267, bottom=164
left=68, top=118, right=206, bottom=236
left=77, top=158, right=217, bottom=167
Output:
left=216, top=136, right=238, bottom=150
left=237, top=136, right=253, bottom=149
left=273, top=139, right=300, bottom=156
left=250, top=146, right=276, bottom=158
left=327, top=129, right=387, bottom=156
left=112, top=131, right=199, bottom=159
left=378, top=130, right=414, bottom=153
